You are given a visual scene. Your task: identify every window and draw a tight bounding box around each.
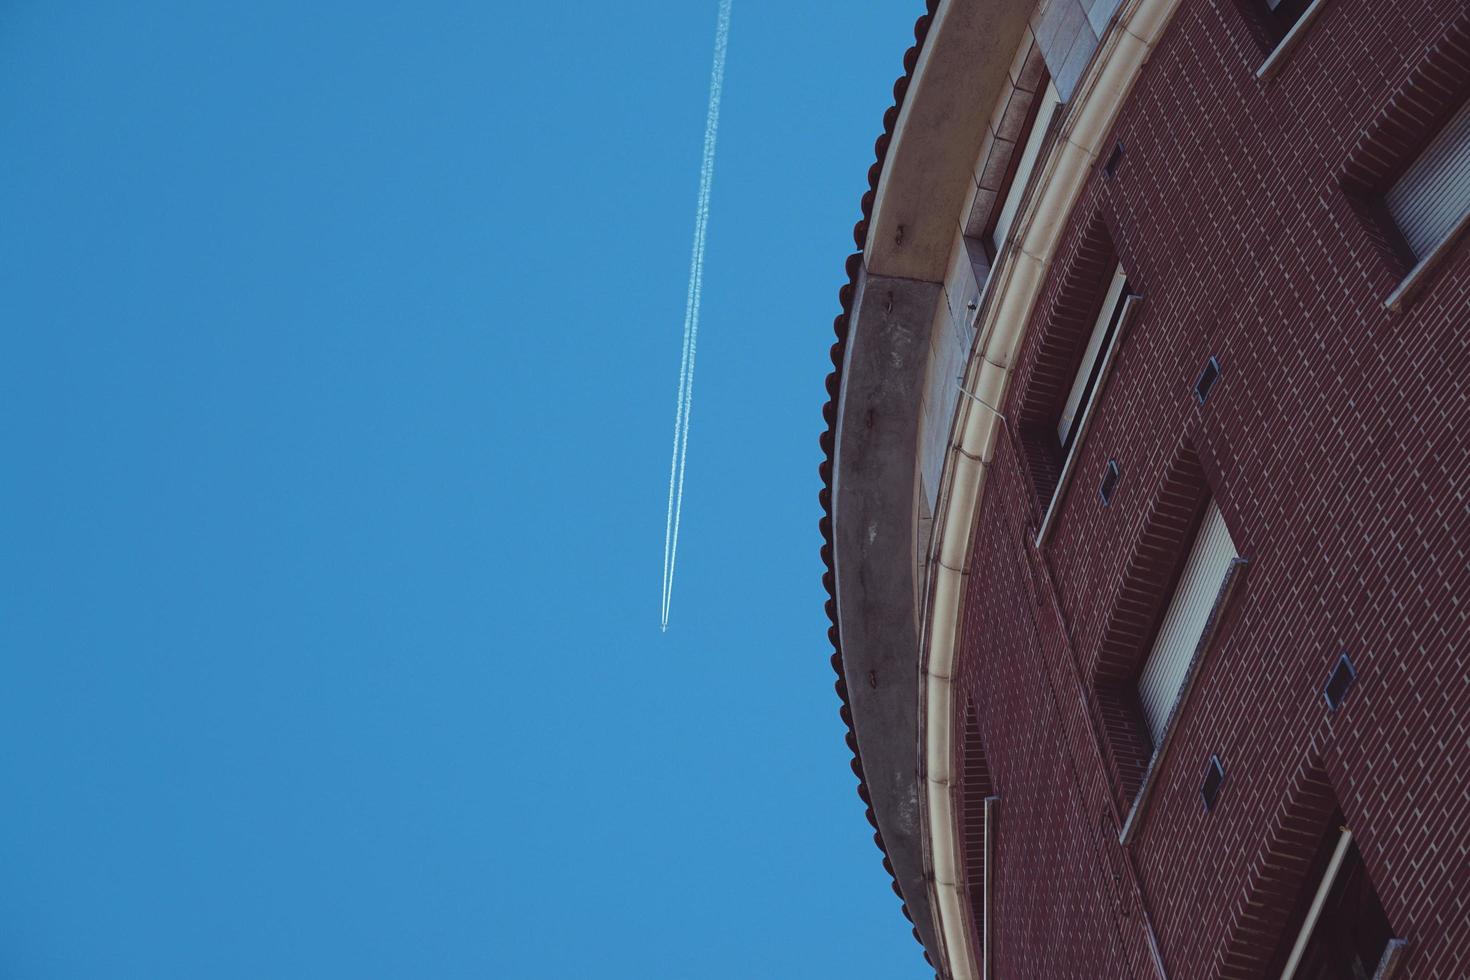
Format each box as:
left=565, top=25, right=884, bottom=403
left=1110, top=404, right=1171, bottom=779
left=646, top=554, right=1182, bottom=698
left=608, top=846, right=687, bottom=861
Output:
left=985, top=80, right=1061, bottom=260
left=1261, top=0, right=1316, bottom=40
left=1018, top=217, right=1142, bottom=537
left=1338, top=13, right=1470, bottom=307
left=1385, top=98, right=1470, bottom=262
left=1096, top=451, right=1249, bottom=838
left=1032, top=260, right=1133, bottom=542
left=959, top=700, right=996, bottom=977
left=1237, top=0, right=1322, bottom=62
left=1058, top=263, right=1129, bottom=457
left=1136, top=498, right=1238, bottom=743
left=1221, top=765, right=1407, bottom=977
left=1274, top=819, right=1400, bottom=980
left=1242, top=0, right=1331, bottom=78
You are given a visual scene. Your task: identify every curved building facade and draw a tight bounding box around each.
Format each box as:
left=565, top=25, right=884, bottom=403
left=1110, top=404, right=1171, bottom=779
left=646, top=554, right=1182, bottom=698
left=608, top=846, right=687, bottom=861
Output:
left=820, top=1, right=1470, bottom=976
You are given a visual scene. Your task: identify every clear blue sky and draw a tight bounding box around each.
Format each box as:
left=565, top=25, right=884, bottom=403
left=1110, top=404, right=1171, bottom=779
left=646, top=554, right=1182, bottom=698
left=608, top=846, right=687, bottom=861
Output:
left=0, top=2, right=927, bottom=977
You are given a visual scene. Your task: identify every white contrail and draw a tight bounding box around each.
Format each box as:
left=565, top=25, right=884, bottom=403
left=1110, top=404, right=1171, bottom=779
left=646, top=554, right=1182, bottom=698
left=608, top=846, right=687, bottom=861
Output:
left=662, top=0, right=732, bottom=632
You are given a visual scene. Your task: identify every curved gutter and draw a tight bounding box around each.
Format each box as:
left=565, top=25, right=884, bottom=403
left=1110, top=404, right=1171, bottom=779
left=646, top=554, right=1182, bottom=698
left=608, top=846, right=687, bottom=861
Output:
left=917, top=2, right=1183, bottom=976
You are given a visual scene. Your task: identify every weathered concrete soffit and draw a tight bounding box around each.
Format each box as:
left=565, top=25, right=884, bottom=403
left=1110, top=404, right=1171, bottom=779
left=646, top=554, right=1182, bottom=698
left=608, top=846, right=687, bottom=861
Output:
left=819, top=0, right=1033, bottom=972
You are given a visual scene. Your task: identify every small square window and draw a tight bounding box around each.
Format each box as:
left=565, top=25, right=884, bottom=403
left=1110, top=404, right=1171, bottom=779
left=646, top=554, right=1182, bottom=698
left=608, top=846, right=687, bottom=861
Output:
left=1103, top=143, right=1124, bottom=178
left=1100, top=460, right=1121, bottom=506
left=1323, top=653, right=1357, bottom=711
left=1200, top=755, right=1226, bottom=812
left=1195, top=356, right=1221, bottom=404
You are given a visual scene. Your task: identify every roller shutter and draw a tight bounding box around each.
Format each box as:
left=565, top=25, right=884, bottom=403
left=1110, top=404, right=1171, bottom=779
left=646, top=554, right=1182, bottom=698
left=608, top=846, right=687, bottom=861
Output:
left=1386, top=99, right=1470, bottom=260
left=1137, top=500, right=1237, bottom=743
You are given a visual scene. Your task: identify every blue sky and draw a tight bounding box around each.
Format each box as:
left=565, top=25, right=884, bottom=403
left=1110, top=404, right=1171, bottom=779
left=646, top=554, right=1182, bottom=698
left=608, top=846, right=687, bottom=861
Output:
left=0, top=2, right=927, bottom=977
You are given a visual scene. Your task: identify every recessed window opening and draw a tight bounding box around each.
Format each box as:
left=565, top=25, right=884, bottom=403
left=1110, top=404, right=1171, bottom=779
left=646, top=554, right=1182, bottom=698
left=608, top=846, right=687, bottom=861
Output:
left=987, top=80, right=1061, bottom=260
left=1137, top=498, right=1239, bottom=743
left=1275, top=817, right=1398, bottom=980
left=1339, top=16, right=1470, bottom=309
left=1059, top=263, right=1130, bottom=457
left=959, top=700, right=995, bottom=974
left=1103, top=143, right=1124, bottom=178
left=1019, top=218, right=1142, bottom=535
left=1385, top=97, right=1470, bottom=261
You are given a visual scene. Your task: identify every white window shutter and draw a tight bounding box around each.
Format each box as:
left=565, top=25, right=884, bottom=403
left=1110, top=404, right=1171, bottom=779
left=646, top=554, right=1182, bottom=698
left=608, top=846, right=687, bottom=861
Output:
left=1386, top=99, right=1470, bottom=259
left=1136, top=500, right=1237, bottom=743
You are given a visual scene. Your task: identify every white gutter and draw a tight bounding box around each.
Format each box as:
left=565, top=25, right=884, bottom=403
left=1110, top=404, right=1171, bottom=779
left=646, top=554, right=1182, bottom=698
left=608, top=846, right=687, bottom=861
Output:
left=918, top=1, right=1184, bottom=976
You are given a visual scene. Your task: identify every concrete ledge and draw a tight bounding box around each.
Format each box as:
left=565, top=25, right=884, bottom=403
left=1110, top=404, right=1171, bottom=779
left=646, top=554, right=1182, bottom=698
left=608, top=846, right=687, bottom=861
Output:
left=833, top=266, right=946, bottom=960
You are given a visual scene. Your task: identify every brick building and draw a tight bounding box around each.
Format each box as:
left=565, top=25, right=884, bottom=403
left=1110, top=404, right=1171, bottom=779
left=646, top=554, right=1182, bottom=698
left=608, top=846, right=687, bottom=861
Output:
left=819, top=1, right=1470, bottom=976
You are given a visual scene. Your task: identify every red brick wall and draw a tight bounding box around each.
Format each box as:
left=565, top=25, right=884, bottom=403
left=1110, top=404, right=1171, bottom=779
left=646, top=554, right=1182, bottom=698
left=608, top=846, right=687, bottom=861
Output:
left=952, top=0, right=1470, bottom=975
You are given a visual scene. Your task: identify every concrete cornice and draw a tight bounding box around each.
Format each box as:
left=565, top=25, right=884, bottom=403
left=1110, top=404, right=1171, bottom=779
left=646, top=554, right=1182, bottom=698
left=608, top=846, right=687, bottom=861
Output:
left=827, top=3, right=1040, bottom=974
left=865, top=0, right=1034, bottom=283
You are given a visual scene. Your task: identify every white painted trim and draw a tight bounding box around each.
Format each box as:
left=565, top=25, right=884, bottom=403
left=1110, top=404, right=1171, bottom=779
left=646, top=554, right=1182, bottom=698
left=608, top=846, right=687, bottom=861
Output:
left=1280, top=827, right=1354, bottom=980
left=916, top=1, right=1184, bottom=977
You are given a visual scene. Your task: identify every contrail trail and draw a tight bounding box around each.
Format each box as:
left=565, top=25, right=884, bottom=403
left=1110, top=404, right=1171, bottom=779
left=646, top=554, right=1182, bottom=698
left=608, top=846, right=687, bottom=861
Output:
left=662, top=0, right=732, bottom=632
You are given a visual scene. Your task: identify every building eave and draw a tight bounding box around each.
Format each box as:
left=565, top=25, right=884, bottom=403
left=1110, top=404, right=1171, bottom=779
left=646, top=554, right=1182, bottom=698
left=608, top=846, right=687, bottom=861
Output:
left=818, top=0, right=1033, bottom=973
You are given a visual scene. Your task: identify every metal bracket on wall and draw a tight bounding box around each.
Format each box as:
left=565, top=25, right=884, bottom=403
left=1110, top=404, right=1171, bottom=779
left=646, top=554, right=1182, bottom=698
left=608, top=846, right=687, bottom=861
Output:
left=956, top=380, right=1006, bottom=421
